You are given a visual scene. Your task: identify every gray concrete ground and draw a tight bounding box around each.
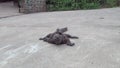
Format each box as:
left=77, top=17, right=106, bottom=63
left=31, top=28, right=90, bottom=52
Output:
left=0, top=8, right=120, bottom=68
left=0, top=2, right=22, bottom=18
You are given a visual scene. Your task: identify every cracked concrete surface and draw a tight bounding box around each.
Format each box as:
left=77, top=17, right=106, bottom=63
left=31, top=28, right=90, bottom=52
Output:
left=0, top=8, right=120, bottom=68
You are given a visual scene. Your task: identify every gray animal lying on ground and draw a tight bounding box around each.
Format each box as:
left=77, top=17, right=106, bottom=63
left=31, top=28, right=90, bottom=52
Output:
left=39, top=27, right=78, bottom=46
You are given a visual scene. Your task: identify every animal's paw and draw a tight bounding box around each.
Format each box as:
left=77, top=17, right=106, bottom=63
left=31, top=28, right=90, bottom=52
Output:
left=71, top=36, right=79, bottom=39
left=39, top=38, right=43, bottom=40
left=67, top=43, right=75, bottom=46
left=74, top=37, right=79, bottom=39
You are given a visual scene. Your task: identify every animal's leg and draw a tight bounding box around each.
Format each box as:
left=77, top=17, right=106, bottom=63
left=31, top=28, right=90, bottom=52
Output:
left=65, top=34, right=79, bottom=39
left=39, top=33, right=53, bottom=40
left=66, top=39, right=75, bottom=46
left=44, top=38, right=54, bottom=43
left=39, top=37, right=47, bottom=41
left=39, top=37, right=55, bottom=43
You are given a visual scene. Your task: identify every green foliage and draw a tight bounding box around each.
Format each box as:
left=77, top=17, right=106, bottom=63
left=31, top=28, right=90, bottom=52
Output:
left=81, top=3, right=100, bottom=9
left=46, top=0, right=119, bottom=11
left=47, top=0, right=80, bottom=11
left=106, top=0, right=117, bottom=7
left=80, top=0, right=100, bottom=9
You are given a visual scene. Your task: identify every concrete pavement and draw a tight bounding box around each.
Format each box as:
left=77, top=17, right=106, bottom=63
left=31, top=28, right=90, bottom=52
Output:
left=0, top=8, right=120, bottom=68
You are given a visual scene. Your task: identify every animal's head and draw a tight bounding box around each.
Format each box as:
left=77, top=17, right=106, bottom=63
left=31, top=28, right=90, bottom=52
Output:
left=56, top=27, right=68, bottom=34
